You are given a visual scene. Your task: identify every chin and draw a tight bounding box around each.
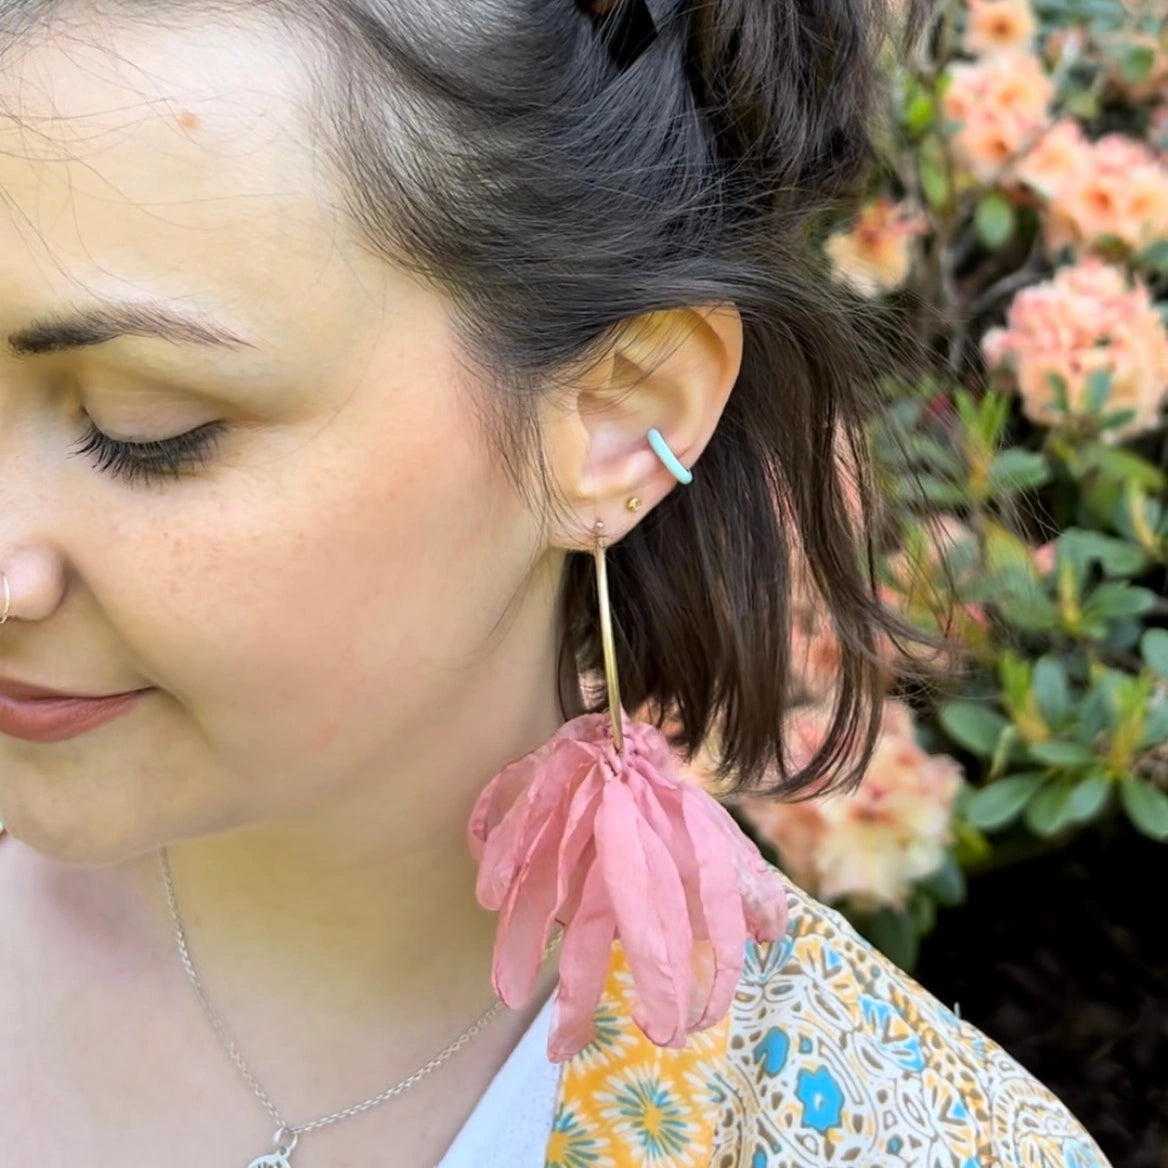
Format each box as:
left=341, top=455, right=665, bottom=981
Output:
left=0, top=802, right=156, bottom=868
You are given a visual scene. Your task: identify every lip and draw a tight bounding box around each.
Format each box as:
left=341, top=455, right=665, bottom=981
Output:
left=0, top=687, right=154, bottom=744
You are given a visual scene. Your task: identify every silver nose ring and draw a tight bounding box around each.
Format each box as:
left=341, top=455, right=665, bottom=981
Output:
left=0, top=571, right=10, bottom=625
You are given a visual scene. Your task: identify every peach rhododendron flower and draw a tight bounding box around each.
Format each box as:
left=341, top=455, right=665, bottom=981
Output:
left=983, top=259, right=1168, bottom=441
left=737, top=700, right=964, bottom=910
left=824, top=198, right=928, bottom=296
left=962, top=0, right=1037, bottom=57
left=1017, top=127, right=1168, bottom=254
left=1027, top=133, right=1168, bottom=255
left=1013, top=118, right=1090, bottom=199
left=942, top=52, right=1053, bottom=183
left=469, top=709, right=788, bottom=1060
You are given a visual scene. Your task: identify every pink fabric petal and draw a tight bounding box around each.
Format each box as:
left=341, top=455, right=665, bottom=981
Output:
left=595, top=777, right=692, bottom=1047
left=554, top=769, right=606, bottom=910
left=680, top=792, right=749, bottom=1029
left=471, top=759, right=566, bottom=910
left=491, top=791, right=571, bottom=1005
left=547, top=856, right=615, bottom=1060
left=709, top=803, right=790, bottom=940
left=630, top=776, right=718, bottom=1026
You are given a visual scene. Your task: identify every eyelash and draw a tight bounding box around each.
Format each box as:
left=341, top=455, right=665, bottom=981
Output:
left=71, top=421, right=226, bottom=486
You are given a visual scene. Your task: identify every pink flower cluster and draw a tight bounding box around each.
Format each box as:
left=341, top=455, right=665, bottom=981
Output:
left=1017, top=122, right=1168, bottom=254
left=983, top=258, right=1168, bottom=441
left=737, top=701, right=964, bottom=910
left=824, top=198, right=929, bottom=297
left=942, top=52, right=1054, bottom=183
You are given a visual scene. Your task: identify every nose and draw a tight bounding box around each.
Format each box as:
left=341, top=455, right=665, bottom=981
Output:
left=0, top=546, right=66, bottom=624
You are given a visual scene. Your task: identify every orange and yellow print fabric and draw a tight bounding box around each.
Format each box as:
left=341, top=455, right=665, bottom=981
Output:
left=548, top=880, right=1113, bottom=1168
left=545, top=939, right=729, bottom=1168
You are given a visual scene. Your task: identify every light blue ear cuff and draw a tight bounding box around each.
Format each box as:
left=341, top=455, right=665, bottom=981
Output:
left=647, top=428, right=693, bottom=485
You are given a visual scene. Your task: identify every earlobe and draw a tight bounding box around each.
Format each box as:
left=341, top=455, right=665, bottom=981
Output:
left=545, top=303, right=743, bottom=551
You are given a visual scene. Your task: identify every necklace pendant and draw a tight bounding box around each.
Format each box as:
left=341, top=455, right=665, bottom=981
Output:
left=247, top=1125, right=298, bottom=1168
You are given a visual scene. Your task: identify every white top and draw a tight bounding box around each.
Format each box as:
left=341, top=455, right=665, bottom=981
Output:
left=436, top=990, right=561, bottom=1168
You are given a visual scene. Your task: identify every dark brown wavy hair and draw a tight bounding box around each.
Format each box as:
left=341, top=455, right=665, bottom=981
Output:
left=2, top=0, right=949, bottom=799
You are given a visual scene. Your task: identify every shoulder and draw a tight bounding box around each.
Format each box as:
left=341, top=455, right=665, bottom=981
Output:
left=711, top=878, right=1113, bottom=1168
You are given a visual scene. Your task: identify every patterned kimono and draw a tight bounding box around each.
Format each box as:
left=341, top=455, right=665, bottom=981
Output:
left=548, top=881, right=1112, bottom=1168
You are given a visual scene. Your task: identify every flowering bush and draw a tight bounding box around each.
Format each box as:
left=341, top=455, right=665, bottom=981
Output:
left=722, top=0, right=1168, bottom=969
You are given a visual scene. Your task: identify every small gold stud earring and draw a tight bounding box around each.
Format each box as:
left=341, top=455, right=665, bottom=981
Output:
left=626, top=496, right=643, bottom=513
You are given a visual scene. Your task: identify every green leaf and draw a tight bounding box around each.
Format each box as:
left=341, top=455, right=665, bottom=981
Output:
left=902, top=87, right=936, bottom=135
left=1100, top=407, right=1139, bottom=433
left=902, top=434, right=964, bottom=475
left=1047, top=372, right=1070, bottom=416
left=1058, top=529, right=1148, bottom=577
left=1143, top=629, right=1168, bottom=680
left=987, top=449, right=1051, bottom=494
left=1032, top=657, right=1071, bottom=727
left=919, top=141, right=951, bottom=212
left=998, top=652, right=1032, bottom=713
left=1084, top=368, right=1112, bottom=415
left=1082, top=583, right=1158, bottom=621
left=989, top=723, right=1025, bottom=779
left=1093, top=540, right=1147, bottom=578
left=915, top=476, right=971, bottom=506
left=1063, top=89, right=1099, bottom=119
left=1138, top=701, right=1168, bottom=751
left=1083, top=671, right=1125, bottom=734
left=975, top=194, right=1016, bottom=249
left=1137, top=239, right=1168, bottom=275
left=1027, top=739, right=1097, bottom=769
left=909, top=889, right=938, bottom=935
left=919, top=853, right=966, bottom=906
left=1119, top=779, right=1168, bottom=841
left=965, top=773, right=1045, bottom=830
left=960, top=389, right=1012, bottom=451
left=1119, top=41, right=1156, bottom=83
left=1066, top=774, right=1112, bottom=823
left=1080, top=444, right=1165, bottom=492
left=995, top=590, right=1061, bottom=632
left=861, top=908, right=920, bottom=971
left=940, top=701, right=1010, bottom=757
left=1024, top=782, right=1077, bottom=837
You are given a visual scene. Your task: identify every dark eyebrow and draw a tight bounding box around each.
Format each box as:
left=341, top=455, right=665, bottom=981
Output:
left=8, top=302, right=254, bottom=356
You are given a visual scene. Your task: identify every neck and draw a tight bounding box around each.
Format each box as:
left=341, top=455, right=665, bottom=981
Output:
left=92, top=613, right=583, bottom=1124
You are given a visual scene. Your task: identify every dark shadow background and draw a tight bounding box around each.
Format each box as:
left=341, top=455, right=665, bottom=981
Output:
left=915, top=823, right=1168, bottom=1168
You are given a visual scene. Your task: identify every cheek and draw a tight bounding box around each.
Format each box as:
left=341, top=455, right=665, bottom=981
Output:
left=89, top=399, right=528, bottom=774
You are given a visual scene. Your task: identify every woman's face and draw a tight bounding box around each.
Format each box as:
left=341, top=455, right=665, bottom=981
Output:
left=0, top=16, right=562, bottom=864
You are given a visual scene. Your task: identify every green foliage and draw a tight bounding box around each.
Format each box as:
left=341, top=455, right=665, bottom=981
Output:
left=975, top=194, right=1016, bottom=250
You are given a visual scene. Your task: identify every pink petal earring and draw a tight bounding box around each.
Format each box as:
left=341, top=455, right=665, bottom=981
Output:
left=467, top=428, right=789, bottom=1061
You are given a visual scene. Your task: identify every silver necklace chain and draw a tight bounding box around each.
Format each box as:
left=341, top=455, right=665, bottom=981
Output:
left=157, top=845, right=560, bottom=1164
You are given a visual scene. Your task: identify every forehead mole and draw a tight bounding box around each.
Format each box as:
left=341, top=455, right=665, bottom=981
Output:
left=177, top=110, right=201, bottom=132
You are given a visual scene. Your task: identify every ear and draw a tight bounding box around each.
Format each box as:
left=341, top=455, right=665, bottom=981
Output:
left=543, top=303, right=743, bottom=551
